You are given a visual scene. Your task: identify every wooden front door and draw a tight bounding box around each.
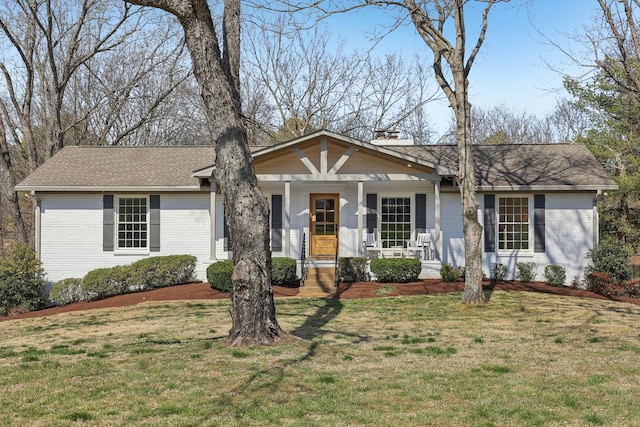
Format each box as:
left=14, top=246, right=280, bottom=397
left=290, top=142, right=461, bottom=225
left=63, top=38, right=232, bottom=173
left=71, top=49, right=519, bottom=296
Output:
left=310, top=194, right=339, bottom=256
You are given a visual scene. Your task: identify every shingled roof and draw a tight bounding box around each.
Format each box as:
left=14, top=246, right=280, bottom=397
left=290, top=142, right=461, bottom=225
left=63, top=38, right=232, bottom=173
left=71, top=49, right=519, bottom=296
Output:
left=392, top=143, right=618, bottom=191
left=16, top=138, right=617, bottom=192
left=16, top=146, right=217, bottom=191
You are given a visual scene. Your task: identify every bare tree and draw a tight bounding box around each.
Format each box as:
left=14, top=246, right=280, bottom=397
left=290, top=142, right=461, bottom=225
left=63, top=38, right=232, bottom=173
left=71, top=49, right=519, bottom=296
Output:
left=0, top=0, right=195, bottom=244
left=276, top=0, right=506, bottom=303
left=441, top=103, right=558, bottom=145
left=242, top=19, right=439, bottom=143
left=125, top=0, right=284, bottom=346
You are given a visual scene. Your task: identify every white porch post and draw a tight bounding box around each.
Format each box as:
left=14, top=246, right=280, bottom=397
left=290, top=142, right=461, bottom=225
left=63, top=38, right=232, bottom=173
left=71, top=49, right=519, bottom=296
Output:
left=434, top=180, right=442, bottom=261
left=209, top=179, right=217, bottom=260
left=285, top=180, right=291, bottom=257
left=358, top=180, right=364, bottom=256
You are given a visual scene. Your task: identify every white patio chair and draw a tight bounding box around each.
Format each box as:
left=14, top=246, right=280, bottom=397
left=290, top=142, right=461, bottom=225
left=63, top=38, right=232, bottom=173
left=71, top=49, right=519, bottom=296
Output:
left=364, top=232, right=383, bottom=258
left=416, top=231, right=433, bottom=260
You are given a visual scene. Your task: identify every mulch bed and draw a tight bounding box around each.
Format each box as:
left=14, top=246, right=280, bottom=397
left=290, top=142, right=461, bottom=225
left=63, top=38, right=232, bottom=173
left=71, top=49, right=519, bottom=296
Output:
left=2, top=279, right=638, bottom=323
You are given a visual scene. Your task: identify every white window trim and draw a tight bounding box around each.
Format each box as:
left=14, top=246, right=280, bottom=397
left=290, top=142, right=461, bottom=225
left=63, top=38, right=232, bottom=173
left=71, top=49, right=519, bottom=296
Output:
left=496, top=194, right=534, bottom=255
left=378, top=193, right=414, bottom=248
left=114, top=195, right=150, bottom=254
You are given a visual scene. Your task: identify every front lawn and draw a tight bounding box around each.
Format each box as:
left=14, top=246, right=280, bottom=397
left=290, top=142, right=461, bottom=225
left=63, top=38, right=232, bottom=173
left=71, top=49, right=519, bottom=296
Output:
left=1, top=292, right=639, bottom=426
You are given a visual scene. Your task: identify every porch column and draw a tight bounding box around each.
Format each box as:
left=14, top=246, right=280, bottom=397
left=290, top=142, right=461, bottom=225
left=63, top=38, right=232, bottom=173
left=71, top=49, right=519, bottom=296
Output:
left=209, top=179, right=217, bottom=260
left=434, top=180, right=442, bottom=261
left=358, top=180, right=364, bottom=256
left=285, top=181, right=291, bottom=257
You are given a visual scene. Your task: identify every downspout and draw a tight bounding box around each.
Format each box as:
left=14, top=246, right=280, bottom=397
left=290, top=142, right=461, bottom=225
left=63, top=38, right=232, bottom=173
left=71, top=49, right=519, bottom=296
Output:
left=31, top=191, right=41, bottom=260
left=594, top=190, right=601, bottom=246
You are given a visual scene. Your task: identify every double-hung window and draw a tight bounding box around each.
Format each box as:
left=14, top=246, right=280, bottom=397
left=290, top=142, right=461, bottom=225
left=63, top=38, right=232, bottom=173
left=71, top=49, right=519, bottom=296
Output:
left=117, top=197, right=148, bottom=250
left=498, top=196, right=530, bottom=250
left=380, top=197, right=411, bottom=248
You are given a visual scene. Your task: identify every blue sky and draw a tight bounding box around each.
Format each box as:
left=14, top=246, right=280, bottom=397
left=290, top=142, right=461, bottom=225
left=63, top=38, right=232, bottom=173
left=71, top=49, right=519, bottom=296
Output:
left=324, top=0, right=601, bottom=133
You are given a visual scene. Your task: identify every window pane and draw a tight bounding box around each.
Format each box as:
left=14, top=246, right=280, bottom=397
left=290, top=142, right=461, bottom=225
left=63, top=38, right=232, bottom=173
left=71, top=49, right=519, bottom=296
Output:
left=117, top=197, right=148, bottom=249
left=381, top=197, right=411, bottom=249
left=498, top=197, right=529, bottom=251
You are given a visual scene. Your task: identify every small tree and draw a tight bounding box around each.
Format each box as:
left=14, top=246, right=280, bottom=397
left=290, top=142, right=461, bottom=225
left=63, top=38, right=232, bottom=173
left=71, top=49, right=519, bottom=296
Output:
left=585, top=236, right=633, bottom=284
left=0, top=242, right=47, bottom=316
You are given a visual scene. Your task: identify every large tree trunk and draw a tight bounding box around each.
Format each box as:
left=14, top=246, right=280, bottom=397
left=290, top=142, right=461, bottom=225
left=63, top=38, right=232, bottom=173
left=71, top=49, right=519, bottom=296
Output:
left=454, top=90, right=484, bottom=304
left=125, top=0, right=284, bottom=345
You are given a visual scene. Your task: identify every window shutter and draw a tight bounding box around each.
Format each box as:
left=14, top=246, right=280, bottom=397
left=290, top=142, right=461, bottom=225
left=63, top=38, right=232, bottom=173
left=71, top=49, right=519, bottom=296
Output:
left=149, top=195, right=160, bottom=252
left=223, top=209, right=232, bottom=251
left=534, top=194, right=545, bottom=253
left=415, top=194, right=427, bottom=233
left=484, top=195, right=496, bottom=252
left=271, top=195, right=283, bottom=252
left=103, top=195, right=114, bottom=251
left=366, top=193, right=377, bottom=233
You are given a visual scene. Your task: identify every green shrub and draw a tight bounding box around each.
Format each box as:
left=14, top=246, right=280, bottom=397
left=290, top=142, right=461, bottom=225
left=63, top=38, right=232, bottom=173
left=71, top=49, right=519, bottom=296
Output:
left=516, top=262, right=537, bottom=283
left=585, top=237, right=633, bottom=285
left=0, top=242, right=47, bottom=316
left=544, top=265, right=566, bottom=287
left=207, top=258, right=298, bottom=290
left=49, top=278, right=85, bottom=306
left=338, top=257, right=368, bottom=282
left=272, top=257, right=298, bottom=286
left=491, top=263, right=507, bottom=282
left=128, top=255, right=197, bottom=290
left=80, top=255, right=197, bottom=301
left=207, top=260, right=234, bottom=293
left=370, top=258, right=421, bottom=283
left=81, top=266, right=129, bottom=300
left=440, top=262, right=460, bottom=283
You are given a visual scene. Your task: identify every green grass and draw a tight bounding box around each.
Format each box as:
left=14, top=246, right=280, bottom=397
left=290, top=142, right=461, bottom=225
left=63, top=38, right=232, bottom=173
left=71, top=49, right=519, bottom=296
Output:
left=1, top=291, right=640, bottom=426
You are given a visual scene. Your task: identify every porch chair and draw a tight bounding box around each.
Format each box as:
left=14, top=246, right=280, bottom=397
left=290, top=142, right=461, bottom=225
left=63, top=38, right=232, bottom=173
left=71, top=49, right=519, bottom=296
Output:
left=416, top=231, right=433, bottom=260
left=364, top=232, right=383, bottom=258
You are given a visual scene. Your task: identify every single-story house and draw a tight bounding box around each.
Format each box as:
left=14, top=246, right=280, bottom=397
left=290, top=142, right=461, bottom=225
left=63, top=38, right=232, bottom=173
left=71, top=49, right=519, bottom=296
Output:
left=15, top=129, right=617, bottom=285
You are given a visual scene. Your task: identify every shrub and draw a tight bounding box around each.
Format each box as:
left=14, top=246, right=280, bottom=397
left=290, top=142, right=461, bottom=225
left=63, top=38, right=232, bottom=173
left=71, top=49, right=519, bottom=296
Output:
left=586, top=272, right=614, bottom=296
left=491, top=263, right=507, bottom=282
left=625, top=279, right=640, bottom=299
left=81, top=266, right=130, bottom=300
left=338, top=257, right=368, bottom=282
left=0, top=242, right=47, bottom=316
left=128, top=255, right=197, bottom=291
left=272, top=257, right=298, bottom=286
left=544, top=265, right=566, bottom=287
left=49, top=278, right=85, bottom=306
left=440, top=262, right=460, bottom=283
left=80, top=255, right=197, bottom=301
left=585, top=237, right=633, bottom=285
left=516, top=262, right=537, bottom=283
left=586, top=273, right=640, bottom=299
left=370, top=258, right=421, bottom=283
left=207, top=260, right=234, bottom=292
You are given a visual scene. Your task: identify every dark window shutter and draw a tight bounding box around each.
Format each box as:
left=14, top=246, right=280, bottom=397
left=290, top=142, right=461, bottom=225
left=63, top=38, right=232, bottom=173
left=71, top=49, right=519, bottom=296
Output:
left=103, top=195, right=114, bottom=251
left=415, top=194, right=427, bottom=233
left=366, top=193, right=377, bottom=233
left=223, top=209, right=232, bottom=251
left=534, top=194, right=545, bottom=253
left=271, top=195, right=283, bottom=251
left=484, top=195, right=496, bottom=252
left=149, top=195, right=160, bottom=252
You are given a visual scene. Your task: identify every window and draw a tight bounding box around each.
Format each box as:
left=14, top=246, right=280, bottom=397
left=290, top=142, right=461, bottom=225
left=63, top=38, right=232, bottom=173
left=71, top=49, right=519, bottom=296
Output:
left=498, top=197, right=529, bottom=250
left=117, top=197, right=148, bottom=249
left=381, top=197, right=411, bottom=248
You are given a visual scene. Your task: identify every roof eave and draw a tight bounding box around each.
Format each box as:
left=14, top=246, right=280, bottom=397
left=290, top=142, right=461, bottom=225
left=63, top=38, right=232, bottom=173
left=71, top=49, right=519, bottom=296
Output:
left=475, top=184, right=619, bottom=192
left=14, top=185, right=204, bottom=193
